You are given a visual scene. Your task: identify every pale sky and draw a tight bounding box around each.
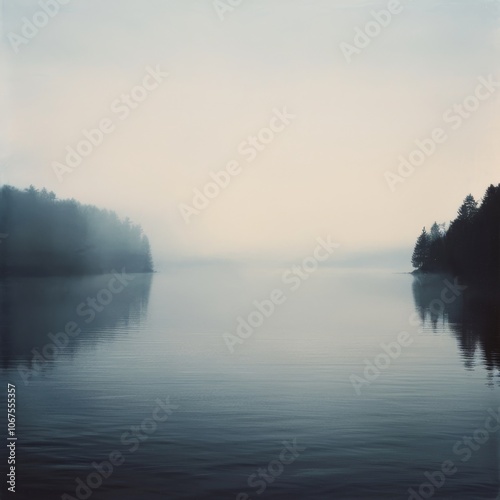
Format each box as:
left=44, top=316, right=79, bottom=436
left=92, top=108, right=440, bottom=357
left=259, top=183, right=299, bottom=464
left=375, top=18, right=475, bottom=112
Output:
left=1, top=0, right=499, bottom=264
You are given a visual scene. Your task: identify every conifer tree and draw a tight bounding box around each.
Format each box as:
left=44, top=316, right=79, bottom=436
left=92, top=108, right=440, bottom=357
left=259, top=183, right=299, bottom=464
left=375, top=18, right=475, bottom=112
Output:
left=412, top=227, right=430, bottom=270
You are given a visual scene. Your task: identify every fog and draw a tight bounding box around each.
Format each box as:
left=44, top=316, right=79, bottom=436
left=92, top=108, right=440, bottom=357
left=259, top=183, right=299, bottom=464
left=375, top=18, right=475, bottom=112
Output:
left=2, top=0, right=499, bottom=265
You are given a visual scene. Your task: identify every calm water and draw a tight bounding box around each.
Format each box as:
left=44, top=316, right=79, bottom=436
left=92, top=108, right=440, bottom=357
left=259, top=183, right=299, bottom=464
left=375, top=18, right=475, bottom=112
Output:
left=0, top=267, right=499, bottom=499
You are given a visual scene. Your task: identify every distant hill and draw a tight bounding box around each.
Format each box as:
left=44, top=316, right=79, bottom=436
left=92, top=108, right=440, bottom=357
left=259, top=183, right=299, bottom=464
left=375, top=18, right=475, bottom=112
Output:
left=0, top=185, right=153, bottom=277
left=411, top=183, right=500, bottom=286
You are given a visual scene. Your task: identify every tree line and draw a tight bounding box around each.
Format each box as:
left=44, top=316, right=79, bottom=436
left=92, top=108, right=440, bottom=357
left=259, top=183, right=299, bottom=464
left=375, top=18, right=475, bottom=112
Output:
left=0, top=185, right=154, bottom=277
left=411, top=183, right=500, bottom=285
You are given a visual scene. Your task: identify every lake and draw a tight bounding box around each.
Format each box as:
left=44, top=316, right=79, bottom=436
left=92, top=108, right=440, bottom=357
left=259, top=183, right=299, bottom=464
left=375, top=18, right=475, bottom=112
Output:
left=0, top=266, right=499, bottom=499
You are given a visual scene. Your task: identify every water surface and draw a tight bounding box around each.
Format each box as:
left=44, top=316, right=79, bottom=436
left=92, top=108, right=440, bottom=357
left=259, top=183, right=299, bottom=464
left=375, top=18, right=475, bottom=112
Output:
left=0, top=267, right=498, bottom=499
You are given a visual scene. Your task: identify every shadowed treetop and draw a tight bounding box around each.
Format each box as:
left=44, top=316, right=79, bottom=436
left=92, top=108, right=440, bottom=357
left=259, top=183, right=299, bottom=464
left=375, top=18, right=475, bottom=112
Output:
left=411, top=183, right=500, bottom=286
left=0, top=185, right=154, bottom=277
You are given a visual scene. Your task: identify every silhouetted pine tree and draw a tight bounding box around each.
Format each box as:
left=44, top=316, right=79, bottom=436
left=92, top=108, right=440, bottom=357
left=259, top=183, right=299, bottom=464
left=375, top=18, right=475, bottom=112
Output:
left=427, top=222, right=447, bottom=271
left=412, top=228, right=430, bottom=270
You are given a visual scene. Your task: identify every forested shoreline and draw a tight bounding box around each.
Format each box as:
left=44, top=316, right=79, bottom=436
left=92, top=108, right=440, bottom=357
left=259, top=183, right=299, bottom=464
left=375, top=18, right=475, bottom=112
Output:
left=411, top=184, right=500, bottom=286
left=0, top=185, right=153, bottom=277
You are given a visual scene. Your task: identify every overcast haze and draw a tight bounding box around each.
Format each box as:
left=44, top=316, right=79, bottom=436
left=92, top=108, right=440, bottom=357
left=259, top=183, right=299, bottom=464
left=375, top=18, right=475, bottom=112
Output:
left=1, top=0, right=499, bottom=265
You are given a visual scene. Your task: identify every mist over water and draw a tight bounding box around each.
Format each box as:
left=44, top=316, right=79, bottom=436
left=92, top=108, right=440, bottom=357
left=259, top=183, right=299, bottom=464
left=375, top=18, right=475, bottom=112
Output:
left=0, top=267, right=498, bottom=499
